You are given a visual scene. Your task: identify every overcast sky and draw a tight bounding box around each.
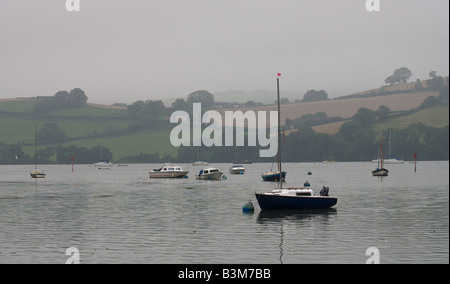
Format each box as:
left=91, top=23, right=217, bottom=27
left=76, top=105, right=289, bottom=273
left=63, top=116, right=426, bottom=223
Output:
left=0, top=0, right=448, bottom=104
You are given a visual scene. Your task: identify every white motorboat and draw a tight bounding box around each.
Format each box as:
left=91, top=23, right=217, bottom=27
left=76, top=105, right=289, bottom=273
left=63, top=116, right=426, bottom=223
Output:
left=196, top=168, right=223, bottom=180
left=149, top=165, right=189, bottom=178
left=93, top=161, right=114, bottom=169
left=192, top=161, right=209, bottom=166
left=229, top=165, right=245, bottom=174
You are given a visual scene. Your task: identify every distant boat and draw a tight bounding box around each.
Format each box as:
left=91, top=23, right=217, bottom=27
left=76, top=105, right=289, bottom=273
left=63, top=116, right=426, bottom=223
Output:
left=261, top=171, right=286, bottom=182
left=30, top=169, right=46, bottom=179
left=94, top=161, right=113, bottom=169
left=372, top=136, right=389, bottom=177
left=255, top=75, right=337, bottom=210
left=232, top=160, right=254, bottom=164
left=229, top=165, right=245, bottom=175
left=371, top=129, right=403, bottom=164
left=196, top=168, right=223, bottom=180
left=30, top=124, right=46, bottom=179
left=192, top=161, right=209, bottom=166
left=149, top=165, right=189, bottom=178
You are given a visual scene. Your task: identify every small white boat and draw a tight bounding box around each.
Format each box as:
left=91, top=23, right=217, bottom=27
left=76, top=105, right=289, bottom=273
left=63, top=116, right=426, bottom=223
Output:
left=229, top=165, right=245, bottom=175
left=192, top=161, right=209, bottom=166
left=149, top=165, right=189, bottom=178
left=93, top=161, right=114, bottom=169
left=196, top=168, right=223, bottom=180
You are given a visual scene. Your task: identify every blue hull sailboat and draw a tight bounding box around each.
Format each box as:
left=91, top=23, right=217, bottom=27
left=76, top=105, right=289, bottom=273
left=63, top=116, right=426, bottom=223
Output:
left=255, top=187, right=337, bottom=210
left=255, top=74, right=337, bottom=210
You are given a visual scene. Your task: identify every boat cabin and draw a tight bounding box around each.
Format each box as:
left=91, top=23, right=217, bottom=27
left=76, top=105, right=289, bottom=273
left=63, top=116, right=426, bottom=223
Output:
left=153, top=166, right=185, bottom=172
left=199, top=168, right=221, bottom=175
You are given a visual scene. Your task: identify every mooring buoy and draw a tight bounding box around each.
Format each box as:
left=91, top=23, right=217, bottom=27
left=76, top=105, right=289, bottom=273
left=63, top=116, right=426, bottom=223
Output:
left=242, top=201, right=255, bottom=213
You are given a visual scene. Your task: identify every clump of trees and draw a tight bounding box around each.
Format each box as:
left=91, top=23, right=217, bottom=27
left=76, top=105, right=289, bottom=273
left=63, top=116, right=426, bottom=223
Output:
left=385, top=67, right=412, bottom=85
left=287, top=112, right=342, bottom=130
left=37, top=123, right=68, bottom=143
left=302, top=89, right=328, bottom=102
left=34, top=88, right=88, bottom=114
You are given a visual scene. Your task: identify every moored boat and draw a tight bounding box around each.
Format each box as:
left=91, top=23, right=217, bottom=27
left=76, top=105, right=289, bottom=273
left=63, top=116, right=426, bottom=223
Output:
left=372, top=168, right=389, bottom=176
left=30, top=169, right=46, bottom=179
left=196, top=168, right=223, bottom=180
left=192, top=161, right=209, bottom=166
left=149, top=165, right=189, bottom=178
left=30, top=124, right=46, bottom=179
left=256, top=186, right=337, bottom=210
left=94, top=161, right=113, bottom=169
left=229, top=165, right=245, bottom=175
left=261, top=171, right=286, bottom=182
left=372, top=136, right=388, bottom=177
left=255, top=74, right=337, bottom=211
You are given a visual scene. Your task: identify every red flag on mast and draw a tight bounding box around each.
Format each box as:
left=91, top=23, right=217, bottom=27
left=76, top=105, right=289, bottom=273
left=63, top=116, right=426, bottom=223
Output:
left=277, top=73, right=281, bottom=77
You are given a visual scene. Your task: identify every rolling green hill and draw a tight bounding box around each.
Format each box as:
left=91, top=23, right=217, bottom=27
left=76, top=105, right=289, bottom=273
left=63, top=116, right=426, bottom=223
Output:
left=1, top=78, right=448, bottom=164
left=0, top=101, right=177, bottom=163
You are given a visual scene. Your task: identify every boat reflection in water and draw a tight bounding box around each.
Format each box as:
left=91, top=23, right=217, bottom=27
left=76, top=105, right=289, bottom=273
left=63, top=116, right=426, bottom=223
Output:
left=256, top=208, right=337, bottom=264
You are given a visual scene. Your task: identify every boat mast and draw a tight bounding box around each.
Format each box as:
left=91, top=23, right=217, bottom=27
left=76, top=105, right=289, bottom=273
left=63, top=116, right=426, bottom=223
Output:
left=34, top=124, right=38, bottom=169
left=277, top=76, right=282, bottom=188
left=380, top=136, right=383, bottom=169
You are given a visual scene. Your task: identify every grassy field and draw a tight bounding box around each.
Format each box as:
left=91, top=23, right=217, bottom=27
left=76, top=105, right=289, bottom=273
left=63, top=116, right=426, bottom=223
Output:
left=1, top=85, right=448, bottom=163
left=0, top=100, right=177, bottom=161
left=21, top=129, right=177, bottom=161
left=219, top=90, right=440, bottom=127
left=374, top=106, right=449, bottom=134
left=0, top=117, right=130, bottom=144
left=310, top=105, right=449, bottom=136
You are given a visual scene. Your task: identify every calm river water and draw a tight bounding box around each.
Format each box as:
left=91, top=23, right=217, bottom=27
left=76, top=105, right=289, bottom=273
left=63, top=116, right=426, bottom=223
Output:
left=0, top=161, right=448, bottom=264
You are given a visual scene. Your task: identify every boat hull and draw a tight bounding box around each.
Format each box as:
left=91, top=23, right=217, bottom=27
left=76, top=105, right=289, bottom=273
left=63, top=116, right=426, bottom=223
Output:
left=372, top=168, right=389, bottom=176
left=229, top=168, right=245, bottom=175
left=30, top=173, right=46, bottom=178
left=149, top=171, right=188, bottom=178
left=196, top=172, right=223, bottom=180
left=30, top=169, right=46, bottom=179
left=255, top=193, right=337, bottom=210
left=262, top=171, right=286, bottom=182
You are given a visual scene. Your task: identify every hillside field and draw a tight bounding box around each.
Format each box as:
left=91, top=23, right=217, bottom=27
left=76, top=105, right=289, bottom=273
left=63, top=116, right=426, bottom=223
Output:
left=0, top=82, right=448, bottom=163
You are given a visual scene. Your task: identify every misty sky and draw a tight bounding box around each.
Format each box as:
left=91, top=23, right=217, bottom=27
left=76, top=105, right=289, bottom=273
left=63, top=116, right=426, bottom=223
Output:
left=0, top=0, right=448, bottom=104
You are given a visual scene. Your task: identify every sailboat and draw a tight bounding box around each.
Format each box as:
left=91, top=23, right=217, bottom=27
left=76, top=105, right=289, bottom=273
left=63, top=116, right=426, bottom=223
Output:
left=30, top=124, right=46, bottom=178
left=93, top=140, right=113, bottom=169
left=255, top=74, right=337, bottom=210
left=372, top=136, right=389, bottom=177
left=371, top=129, right=403, bottom=164
left=261, top=76, right=287, bottom=182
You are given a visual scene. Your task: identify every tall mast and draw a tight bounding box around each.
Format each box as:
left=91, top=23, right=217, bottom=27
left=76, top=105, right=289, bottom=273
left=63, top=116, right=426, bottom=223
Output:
left=380, top=136, right=383, bottom=169
left=277, top=76, right=282, bottom=188
left=34, top=124, right=38, bottom=169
